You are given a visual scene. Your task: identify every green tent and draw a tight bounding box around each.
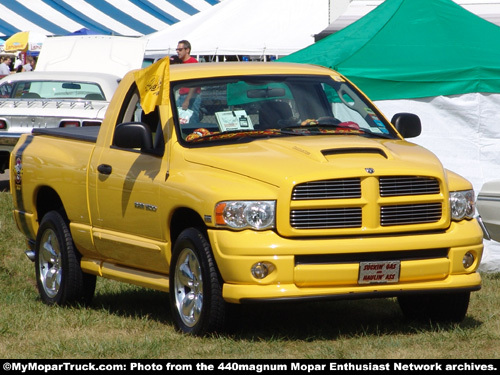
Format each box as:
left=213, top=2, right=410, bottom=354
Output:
left=279, top=0, right=500, bottom=100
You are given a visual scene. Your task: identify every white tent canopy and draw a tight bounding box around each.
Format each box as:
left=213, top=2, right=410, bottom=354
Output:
left=144, top=0, right=330, bottom=59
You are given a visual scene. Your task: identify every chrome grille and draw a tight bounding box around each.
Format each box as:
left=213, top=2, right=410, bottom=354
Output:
left=381, top=203, right=442, bottom=226
left=380, top=176, right=440, bottom=197
left=290, top=208, right=362, bottom=229
left=292, top=178, right=361, bottom=200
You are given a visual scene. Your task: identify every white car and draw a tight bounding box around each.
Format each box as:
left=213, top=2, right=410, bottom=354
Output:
left=0, top=71, right=120, bottom=173
left=0, top=35, right=148, bottom=174
left=477, top=181, right=500, bottom=241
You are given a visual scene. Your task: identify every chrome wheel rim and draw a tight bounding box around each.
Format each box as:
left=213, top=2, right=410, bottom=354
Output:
left=174, top=248, right=203, bottom=327
left=38, top=229, right=62, bottom=298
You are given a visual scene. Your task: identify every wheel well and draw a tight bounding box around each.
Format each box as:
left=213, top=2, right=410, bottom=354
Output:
left=0, top=151, right=9, bottom=173
left=170, top=208, right=207, bottom=245
left=36, top=187, right=65, bottom=222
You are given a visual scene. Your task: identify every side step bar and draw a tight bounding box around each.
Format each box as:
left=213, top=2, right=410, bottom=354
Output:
left=25, top=250, right=35, bottom=262
left=81, top=258, right=169, bottom=292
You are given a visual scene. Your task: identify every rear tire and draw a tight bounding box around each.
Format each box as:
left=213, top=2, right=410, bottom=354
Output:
left=169, top=228, right=226, bottom=335
left=35, top=210, right=96, bottom=306
left=398, top=292, right=470, bottom=323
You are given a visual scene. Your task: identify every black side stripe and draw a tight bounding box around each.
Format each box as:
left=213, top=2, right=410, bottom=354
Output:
left=13, top=135, right=34, bottom=239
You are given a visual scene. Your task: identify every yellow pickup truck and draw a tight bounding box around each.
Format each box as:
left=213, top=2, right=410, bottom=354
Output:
left=10, top=61, right=483, bottom=335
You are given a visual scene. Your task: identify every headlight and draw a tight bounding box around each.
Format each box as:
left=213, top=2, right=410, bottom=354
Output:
left=215, top=201, right=275, bottom=230
left=450, top=190, right=475, bottom=221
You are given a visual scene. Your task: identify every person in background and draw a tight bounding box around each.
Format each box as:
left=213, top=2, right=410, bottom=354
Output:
left=169, top=55, right=182, bottom=64
left=22, top=56, right=36, bottom=72
left=176, top=40, right=200, bottom=123
left=176, top=40, right=198, bottom=64
left=0, top=56, right=12, bottom=75
left=14, top=56, right=23, bottom=71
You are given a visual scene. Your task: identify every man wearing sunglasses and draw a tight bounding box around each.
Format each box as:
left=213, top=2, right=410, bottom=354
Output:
left=176, top=40, right=201, bottom=123
left=176, top=40, right=197, bottom=64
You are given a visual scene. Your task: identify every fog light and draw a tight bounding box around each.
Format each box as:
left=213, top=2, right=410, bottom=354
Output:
left=463, top=252, right=475, bottom=269
left=251, top=262, right=275, bottom=279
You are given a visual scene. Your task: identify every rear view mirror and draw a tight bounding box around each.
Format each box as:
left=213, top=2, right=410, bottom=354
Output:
left=247, top=88, right=285, bottom=98
left=62, top=83, right=81, bottom=90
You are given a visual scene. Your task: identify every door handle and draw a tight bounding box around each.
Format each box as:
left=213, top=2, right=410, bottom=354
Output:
left=97, top=164, right=112, bottom=175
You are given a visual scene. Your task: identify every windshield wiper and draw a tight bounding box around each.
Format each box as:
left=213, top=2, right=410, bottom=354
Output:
left=185, top=129, right=294, bottom=143
left=281, top=121, right=394, bottom=139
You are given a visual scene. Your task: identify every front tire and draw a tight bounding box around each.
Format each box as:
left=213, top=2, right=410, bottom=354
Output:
left=35, top=210, right=96, bottom=306
left=398, top=292, right=470, bottom=323
left=169, top=228, right=226, bottom=335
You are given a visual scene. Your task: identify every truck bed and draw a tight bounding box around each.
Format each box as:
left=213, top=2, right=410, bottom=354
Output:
left=32, top=126, right=100, bottom=143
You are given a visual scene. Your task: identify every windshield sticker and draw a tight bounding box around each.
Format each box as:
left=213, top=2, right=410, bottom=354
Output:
left=215, top=110, right=253, bottom=131
left=366, top=112, right=390, bottom=134
left=178, top=108, right=193, bottom=124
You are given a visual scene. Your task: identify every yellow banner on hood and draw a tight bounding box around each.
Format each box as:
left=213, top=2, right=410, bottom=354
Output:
left=134, top=57, right=170, bottom=114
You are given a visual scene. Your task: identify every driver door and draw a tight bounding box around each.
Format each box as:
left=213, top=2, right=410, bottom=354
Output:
left=89, top=86, right=168, bottom=273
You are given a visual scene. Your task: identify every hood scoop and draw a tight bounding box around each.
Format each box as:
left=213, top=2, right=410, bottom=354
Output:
left=322, top=147, right=388, bottom=159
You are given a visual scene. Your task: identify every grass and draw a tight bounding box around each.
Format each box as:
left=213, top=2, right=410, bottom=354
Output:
left=1, top=189, right=499, bottom=359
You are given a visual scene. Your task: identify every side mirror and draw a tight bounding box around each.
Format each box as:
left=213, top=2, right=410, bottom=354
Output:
left=391, top=112, right=421, bottom=138
left=113, top=122, right=153, bottom=152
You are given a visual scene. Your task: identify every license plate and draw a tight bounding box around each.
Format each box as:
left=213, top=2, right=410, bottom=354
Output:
left=358, top=260, right=400, bottom=284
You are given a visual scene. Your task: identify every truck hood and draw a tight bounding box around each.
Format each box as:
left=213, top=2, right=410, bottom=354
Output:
left=183, top=136, right=445, bottom=186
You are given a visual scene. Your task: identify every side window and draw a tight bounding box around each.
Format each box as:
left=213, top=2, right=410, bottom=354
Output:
left=0, top=81, right=14, bottom=98
left=113, top=84, right=164, bottom=155
left=12, top=82, right=31, bottom=98
left=117, top=86, right=141, bottom=124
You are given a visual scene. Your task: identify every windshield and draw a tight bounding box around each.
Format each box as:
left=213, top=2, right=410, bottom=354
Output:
left=173, top=75, right=398, bottom=144
left=0, top=80, right=106, bottom=100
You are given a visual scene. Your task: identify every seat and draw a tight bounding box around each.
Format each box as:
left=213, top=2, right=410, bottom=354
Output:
left=258, top=101, right=293, bottom=129
left=21, top=92, right=41, bottom=99
left=141, top=108, right=164, bottom=152
left=84, top=93, right=105, bottom=100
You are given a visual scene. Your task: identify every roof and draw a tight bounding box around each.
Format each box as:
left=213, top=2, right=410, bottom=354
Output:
left=280, top=0, right=500, bottom=100
left=125, top=61, right=343, bottom=87
left=166, top=61, right=341, bottom=80
left=0, top=0, right=220, bottom=38
left=0, top=70, right=121, bottom=83
left=318, top=0, right=500, bottom=40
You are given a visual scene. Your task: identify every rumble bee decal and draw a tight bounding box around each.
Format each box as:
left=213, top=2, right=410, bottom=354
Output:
left=14, top=156, right=23, bottom=189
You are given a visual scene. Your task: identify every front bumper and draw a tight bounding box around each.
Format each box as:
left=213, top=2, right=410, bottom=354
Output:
left=208, top=219, right=484, bottom=303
